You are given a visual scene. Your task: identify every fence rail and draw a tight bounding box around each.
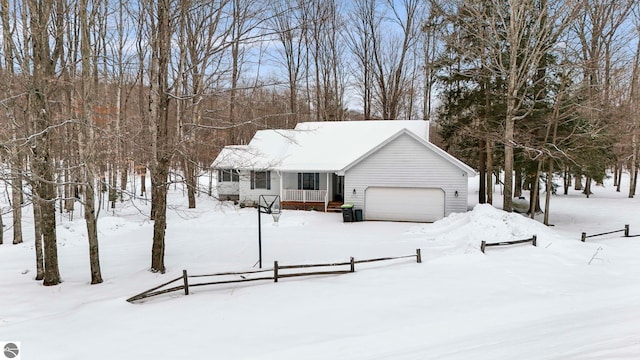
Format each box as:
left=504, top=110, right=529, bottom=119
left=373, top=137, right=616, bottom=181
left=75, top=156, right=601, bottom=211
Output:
left=481, top=235, right=537, bottom=253
left=581, top=224, right=632, bottom=242
left=127, top=249, right=422, bottom=303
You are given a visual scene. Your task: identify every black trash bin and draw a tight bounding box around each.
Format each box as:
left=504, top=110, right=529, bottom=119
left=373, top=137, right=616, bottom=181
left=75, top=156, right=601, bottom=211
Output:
left=341, top=204, right=354, bottom=222
left=354, top=209, right=363, bottom=222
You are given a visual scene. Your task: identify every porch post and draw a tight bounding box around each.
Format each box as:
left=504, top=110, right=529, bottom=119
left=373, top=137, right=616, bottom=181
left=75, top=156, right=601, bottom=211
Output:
left=279, top=171, right=284, bottom=201
left=325, top=173, right=330, bottom=212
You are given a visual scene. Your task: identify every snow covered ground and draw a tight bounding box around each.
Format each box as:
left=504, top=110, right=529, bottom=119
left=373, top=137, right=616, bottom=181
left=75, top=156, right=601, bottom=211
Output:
left=1, top=174, right=640, bottom=359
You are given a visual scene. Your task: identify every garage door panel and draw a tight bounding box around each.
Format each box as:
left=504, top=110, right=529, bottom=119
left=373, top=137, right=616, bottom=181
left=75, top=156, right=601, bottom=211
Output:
left=365, top=187, right=444, bottom=222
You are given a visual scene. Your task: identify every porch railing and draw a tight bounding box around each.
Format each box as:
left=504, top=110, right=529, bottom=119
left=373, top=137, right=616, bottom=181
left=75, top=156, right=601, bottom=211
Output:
left=283, top=189, right=328, bottom=203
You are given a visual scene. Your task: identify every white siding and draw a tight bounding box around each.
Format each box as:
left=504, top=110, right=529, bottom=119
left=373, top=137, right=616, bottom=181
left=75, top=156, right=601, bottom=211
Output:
left=216, top=181, right=239, bottom=200
left=238, top=170, right=281, bottom=205
left=214, top=171, right=240, bottom=200
left=344, top=133, right=469, bottom=218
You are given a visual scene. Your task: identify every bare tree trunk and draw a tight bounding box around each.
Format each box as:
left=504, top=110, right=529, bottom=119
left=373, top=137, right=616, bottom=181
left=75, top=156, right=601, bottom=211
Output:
left=11, top=163, right=23, bottom=245
left=633, top=166, right=639, bottom=197
left=109, top=164, right=117, bottom=209
left=630, top=132, right=637, bottom=198
left=514, top=168, right=522, bottom=198
left=139, top=167, right=146, bottom=196
left=574, top=174, right=583, bottom=190
left=79, top=0, right=103, bottom=284
left=208, top=168, right=213, bottom=197
left=28, top=0, right=60, bottom=286
left=478, top=139, right=486, bottom=204
left=33, top=198, right=44, bottom=280
left=149, top=0, right=173, bottom=273
left=584, top=176, right=592, bottom=197
left=486, top=139, right=493, bottom=205
left=544, top=159, right=554, bottom=225
left=503, top=70, right=516, bottom=212
left=186, top=161, right=196, bottom=209
left=1, top=0, right=24, bottom=245
left=529, top=160, right=542, bottom=219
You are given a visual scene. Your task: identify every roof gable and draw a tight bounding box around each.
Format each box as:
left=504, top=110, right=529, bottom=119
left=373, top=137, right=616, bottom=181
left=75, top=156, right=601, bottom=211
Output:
left=339, top=129, right=475, bottom=175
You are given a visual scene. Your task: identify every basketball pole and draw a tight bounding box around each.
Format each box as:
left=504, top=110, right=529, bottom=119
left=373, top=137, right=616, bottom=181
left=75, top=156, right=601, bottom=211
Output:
left=257, top=205, right=263, bottom=269
left=257, top=195, right=280, bottom=269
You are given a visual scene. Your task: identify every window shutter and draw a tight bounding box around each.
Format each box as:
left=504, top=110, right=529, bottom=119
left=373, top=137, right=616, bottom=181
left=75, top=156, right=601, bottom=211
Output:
left=266, top=171, right=271, bottom=190
left=250, top=171, right=255, bottom=189
left=217, top=170, right=222, bottom=181
left=297, top=173, right=302, bottom=190
left=315, top=173, right=320, bottom=190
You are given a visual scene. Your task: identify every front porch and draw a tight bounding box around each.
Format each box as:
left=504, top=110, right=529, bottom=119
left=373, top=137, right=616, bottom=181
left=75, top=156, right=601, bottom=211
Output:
left=279, top=172, right=344, bottom=212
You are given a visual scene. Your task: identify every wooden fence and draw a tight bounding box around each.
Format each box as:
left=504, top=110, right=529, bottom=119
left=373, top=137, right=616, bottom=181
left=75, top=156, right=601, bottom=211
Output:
left=127, top=249, right=422, bottom=303
left=580, top=224, right=638, bottom=242
left=480, top=235, right=537, bottom=254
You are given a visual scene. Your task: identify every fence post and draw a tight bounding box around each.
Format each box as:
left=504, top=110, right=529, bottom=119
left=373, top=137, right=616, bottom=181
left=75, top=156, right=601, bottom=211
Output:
left=581, top=232, right=586, bottom=242
left=532, top=235, right=537, bottom=247
left=182, top=270, right=189, bottom=296
left=274, top=261, right=279, bottom=282
left=350, top=257, right=355, bottom=272
left=625, top=224, right=630, bottom=237
left=416, top=248, right=422, bottom=263
left=480, top=241, right=486, bottom=253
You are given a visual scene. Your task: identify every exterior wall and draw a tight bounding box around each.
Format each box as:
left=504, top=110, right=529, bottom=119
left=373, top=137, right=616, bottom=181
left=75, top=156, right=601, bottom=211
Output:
left=216, top=181, right=240, bottom=200
left=215, top=170, right=240, bottom=201
left=238, top=170, right=281, bottom=206
left=344, top=134, right=469, bottom=218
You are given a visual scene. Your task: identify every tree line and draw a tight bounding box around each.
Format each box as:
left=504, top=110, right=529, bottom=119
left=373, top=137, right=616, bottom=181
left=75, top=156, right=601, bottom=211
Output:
left=432, top=0, right=640, bottom=223
left=0, top=0, right=637, bottom=285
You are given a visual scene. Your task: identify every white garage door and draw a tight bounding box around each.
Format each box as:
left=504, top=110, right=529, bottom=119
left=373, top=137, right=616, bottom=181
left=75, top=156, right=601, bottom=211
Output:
left=365, top=187, right=445, bottom=222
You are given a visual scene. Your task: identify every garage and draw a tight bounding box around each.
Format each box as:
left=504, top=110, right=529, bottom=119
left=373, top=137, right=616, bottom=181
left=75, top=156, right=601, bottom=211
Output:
left=364, top=187, right=445, bottom=222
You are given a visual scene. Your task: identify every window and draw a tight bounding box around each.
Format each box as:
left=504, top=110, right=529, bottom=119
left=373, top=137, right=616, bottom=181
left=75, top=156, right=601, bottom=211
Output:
left=298, top=173, right=320, bottom=190
left=218, top=169, right=239, bottom=182
left=251, top=171, right=271, bottom=190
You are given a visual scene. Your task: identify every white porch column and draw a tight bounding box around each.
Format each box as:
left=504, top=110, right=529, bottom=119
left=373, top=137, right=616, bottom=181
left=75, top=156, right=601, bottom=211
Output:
left=279, top=171, right=283, bottom=201
left=325, top=173, right=330, bottom=212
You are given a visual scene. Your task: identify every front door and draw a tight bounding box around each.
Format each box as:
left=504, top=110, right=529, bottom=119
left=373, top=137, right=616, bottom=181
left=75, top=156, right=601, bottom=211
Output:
left=332, top=174, right=344, bottom=202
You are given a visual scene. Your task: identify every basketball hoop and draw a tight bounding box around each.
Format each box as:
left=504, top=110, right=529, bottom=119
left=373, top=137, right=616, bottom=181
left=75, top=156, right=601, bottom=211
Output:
left=271, top=212, right=282, bottom=224
left=257, top=195, right=282, bottom=268
left=258, top=195, right=280, bottom=213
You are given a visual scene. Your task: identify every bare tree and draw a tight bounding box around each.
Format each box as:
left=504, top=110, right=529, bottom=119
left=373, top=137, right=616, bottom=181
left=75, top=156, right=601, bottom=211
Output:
left=627, top=7, right=640, bottom=197
left=304, top=0, right=346, bottom=121
left=176, top=0, right=232, bottom=209
left=346, top=0, right=375, bottom=119
left=78, top=0, right=103, bottom=284
left=26, top=0, right=61, bottom=285
left=269, top=0, right=305, bottom=126
left=146, top=0, right=174, bottom=273
left=571, top=0, right=635, bottom=197
left=347, top=0, right=425, bottom=119
left=0, top=0, right=23, bottom=245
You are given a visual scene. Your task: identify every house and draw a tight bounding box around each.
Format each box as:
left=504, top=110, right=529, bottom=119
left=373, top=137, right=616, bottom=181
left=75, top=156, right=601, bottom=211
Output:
left=212, top=120, right=475, bottom=222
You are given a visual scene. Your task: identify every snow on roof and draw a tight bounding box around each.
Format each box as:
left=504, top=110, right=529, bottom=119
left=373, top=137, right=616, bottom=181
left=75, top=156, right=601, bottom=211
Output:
left=211, top=130, right=296, bottom=170
left=212, top=120, right=430, bottom=171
